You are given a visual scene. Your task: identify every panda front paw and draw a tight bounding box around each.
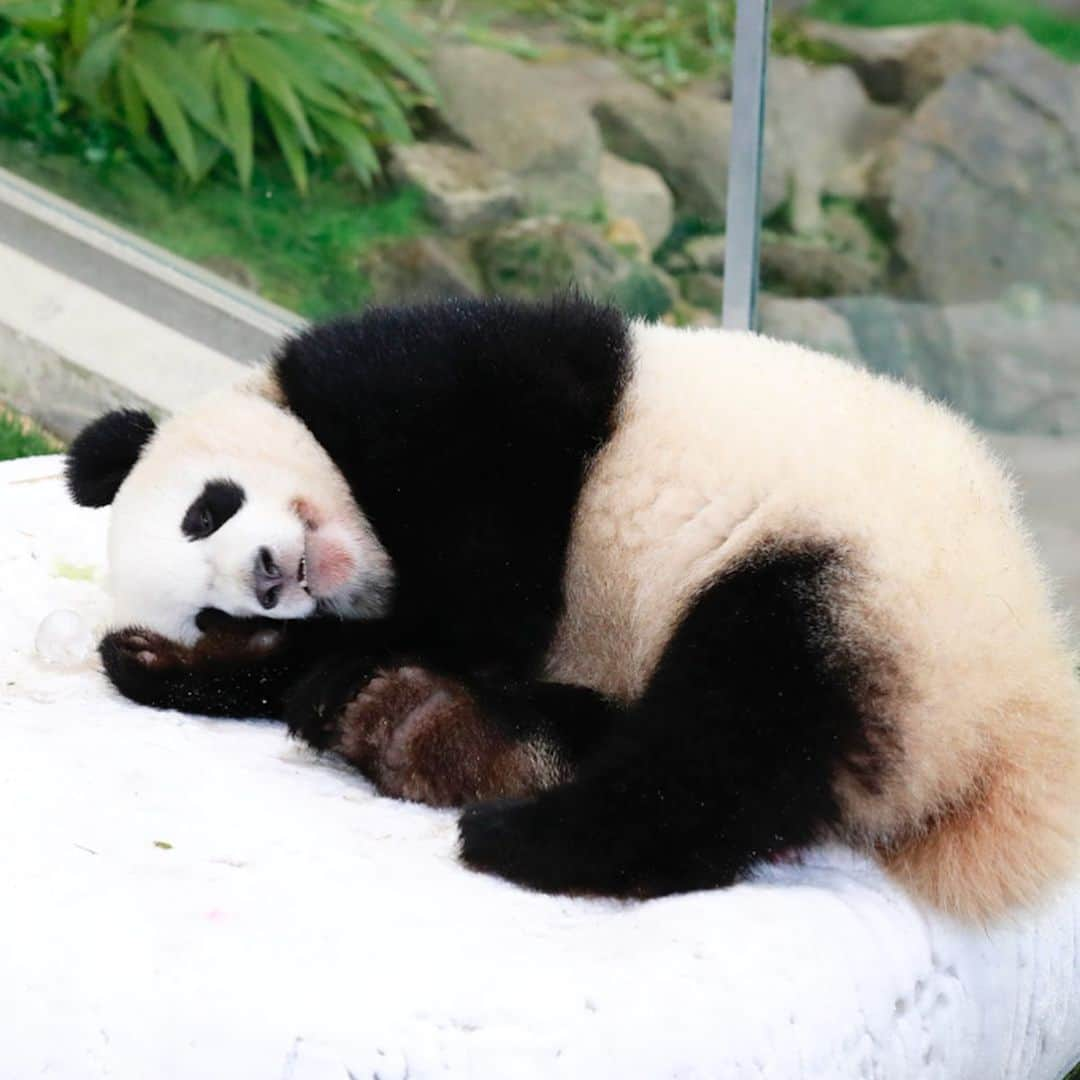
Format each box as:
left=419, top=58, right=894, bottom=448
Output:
left=99, top=614, right=288, bottom=711
left=99, top=627, right=193, bottom=704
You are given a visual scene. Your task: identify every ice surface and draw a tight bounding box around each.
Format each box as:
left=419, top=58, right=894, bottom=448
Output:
left=2, top=456, right=1079, bottom=1080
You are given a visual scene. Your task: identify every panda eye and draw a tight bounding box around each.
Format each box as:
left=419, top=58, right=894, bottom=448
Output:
left=181, top=479, right=245, bottom=541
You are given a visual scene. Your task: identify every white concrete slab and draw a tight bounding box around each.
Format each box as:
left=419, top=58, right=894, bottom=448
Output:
left=3, top=458, right=1079, bottom=1080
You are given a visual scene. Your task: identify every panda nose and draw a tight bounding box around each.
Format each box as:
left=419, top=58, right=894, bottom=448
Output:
left=254, top=547, right=282, bottom=610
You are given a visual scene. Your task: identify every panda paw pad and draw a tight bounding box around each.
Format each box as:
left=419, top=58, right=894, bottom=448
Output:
left=101, top=627, right=190, bottom=673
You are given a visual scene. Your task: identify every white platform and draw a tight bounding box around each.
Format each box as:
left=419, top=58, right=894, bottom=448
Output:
left=3, top=455, right=1079, bottom=1080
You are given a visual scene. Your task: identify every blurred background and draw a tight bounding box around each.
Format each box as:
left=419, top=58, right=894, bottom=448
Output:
left=0, top=0, right=1077, bottom=609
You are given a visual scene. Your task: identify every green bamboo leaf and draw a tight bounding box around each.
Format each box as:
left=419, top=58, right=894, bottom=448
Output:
left=262, top=91, right=308, bottom=195
left=137, top=0, right=272, bottom=32
left=70, top=23, right=124, bottom=104
left=233, top=32, right=352, bottom=117
left=229, top=35, right=318, bottom=152
left=131, top=58, right=198, bottom=178
left=69, top=0, right=91, bottom=50
left=191, top=127, right=224, bottom=182
left=0, top=2, right=63, bottom=23
left=215, top=52, right=252, bottom=188
left=117, top=56, right=148, bottom=137
left=369, top=4, right=429, bottom=52
left=312, top=107, right=378, bottom=183
left=129, top=30, right=224, bottom=139
left=348, top=22, right=439, bottom=99
left=283, top=34, right=412, bottom=140
left=284, top=34, right=394, bottom=101
left=367, top=94, right=411, bottom=144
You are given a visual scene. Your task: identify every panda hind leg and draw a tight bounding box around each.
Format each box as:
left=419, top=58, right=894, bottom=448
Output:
left=460, top=543, right=893, bottom=898
left=286, top=656, right=621, bottom=809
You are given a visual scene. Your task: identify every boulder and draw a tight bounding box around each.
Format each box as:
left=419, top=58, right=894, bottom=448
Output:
left=900, top=22, right=1004, bottom=106
left=685, top=223, right=883, bottom=298
left=831, top=296, right=1080, bottom=433
left=766, top=56, right=903, bottom=233
left=761, top=239, right=882, bottom=297
left=389, top=142, right=522, bottom=234
left=594, top=84, right=787, bottom=223
left=680, top=272, right=725, bottom=311
left=684, top=233, right=727, bottom=273
left=604, top=217, right=652, bottom=261
left=431, top=45, right=603, bottom=215
left=362, top=236, right=482, bottom=306
left=944, top=299, right=1080, bottom=434
left=888, top=37, right=1080, bottom=304
left=598, top=153, right=674, bottom=252
left=475, top=217, right=677, bottom=319
left=800, top=20, right=1003, bottom=106
left=758, top=296, right=861, bottom=360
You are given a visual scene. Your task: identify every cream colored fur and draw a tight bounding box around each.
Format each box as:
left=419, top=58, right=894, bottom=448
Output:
left=545, top=321, right=1080, bottom=922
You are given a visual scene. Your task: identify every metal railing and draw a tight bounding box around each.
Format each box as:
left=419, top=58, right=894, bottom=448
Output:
left=722, top=0, right=772, bottom=333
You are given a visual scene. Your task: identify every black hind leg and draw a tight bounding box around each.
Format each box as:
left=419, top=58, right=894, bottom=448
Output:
left=460, top=544, right=890, bottom=897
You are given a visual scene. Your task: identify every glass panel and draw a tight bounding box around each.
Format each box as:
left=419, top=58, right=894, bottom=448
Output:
left=754, top=4, right=1080, bottom=617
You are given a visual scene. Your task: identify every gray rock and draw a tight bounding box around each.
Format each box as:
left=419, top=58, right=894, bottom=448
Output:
left=389, top=142, right=522, bottom=234
left=888, top=37, right=1080, bottom=304
left=684, top=234, right=726, bottom=273
left=475, top=217, right=677, bottom=319
left=767, top=56, right=903, bottom=233
left=680, top=271, right=725, bottom=311
left=831, top=296, right=1080, bottom=434
left=761, top=239, right=882, bottom=297
left=900, top=22, right=1003, bottom=106
left=800, top=20, right=1002, bottom=106
left=758, top=296, right=861, bottom=360
left=599, top=152, right=674, bottom=252
left=362, top=236, right=482, bottom=306
left=685, top=227, right=881, bottom=297
left=594, top=84, right=786, bottom=223
left=944, top=300, right=1080, bottom=434
left=431, top=45, right=603, bottom=215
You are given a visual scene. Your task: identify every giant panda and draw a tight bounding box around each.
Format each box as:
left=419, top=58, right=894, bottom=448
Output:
left=65, top=294, right=1080, bottom=921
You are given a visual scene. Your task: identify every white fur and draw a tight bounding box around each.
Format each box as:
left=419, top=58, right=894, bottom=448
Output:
left=107, top=372, right=393, bottom=645
left=546, top=322, right=1080, bottom=919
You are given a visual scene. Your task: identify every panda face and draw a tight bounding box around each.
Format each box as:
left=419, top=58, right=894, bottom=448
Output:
left=77, top=377, right=395, bottom=645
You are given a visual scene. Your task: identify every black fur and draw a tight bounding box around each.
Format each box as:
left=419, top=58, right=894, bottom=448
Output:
left=65, top=408, right=157, bottom=507
left=181, top=479, right=246, bottom=541
left=273, top=294, right=629, bottom=672
left=460, top=544, right=887, bottom=897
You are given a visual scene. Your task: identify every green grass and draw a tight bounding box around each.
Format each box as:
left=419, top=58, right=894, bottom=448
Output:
left=808, top=0, right=1080, bottom=62
left=437, top=0, right=848, bottom=90
left=0, top=138, right=428, bottom=320
left=0, top=406, right=61, bottom=461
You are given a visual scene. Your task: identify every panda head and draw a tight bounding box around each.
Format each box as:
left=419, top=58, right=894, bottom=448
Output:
left=65, top=379, right=394, bottom=645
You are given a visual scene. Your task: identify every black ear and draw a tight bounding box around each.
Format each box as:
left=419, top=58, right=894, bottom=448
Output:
left=65, top=409, right=157, bottom=507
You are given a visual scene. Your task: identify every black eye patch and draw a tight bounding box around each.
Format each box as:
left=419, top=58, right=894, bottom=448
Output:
left=181, top=479, right=245, bottom=541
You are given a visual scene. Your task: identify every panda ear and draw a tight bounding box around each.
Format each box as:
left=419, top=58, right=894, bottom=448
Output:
left=65, top=409, right=157, bottom=507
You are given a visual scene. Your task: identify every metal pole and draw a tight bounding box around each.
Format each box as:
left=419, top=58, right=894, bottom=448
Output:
left=722, top=0, right=772, bottom=332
